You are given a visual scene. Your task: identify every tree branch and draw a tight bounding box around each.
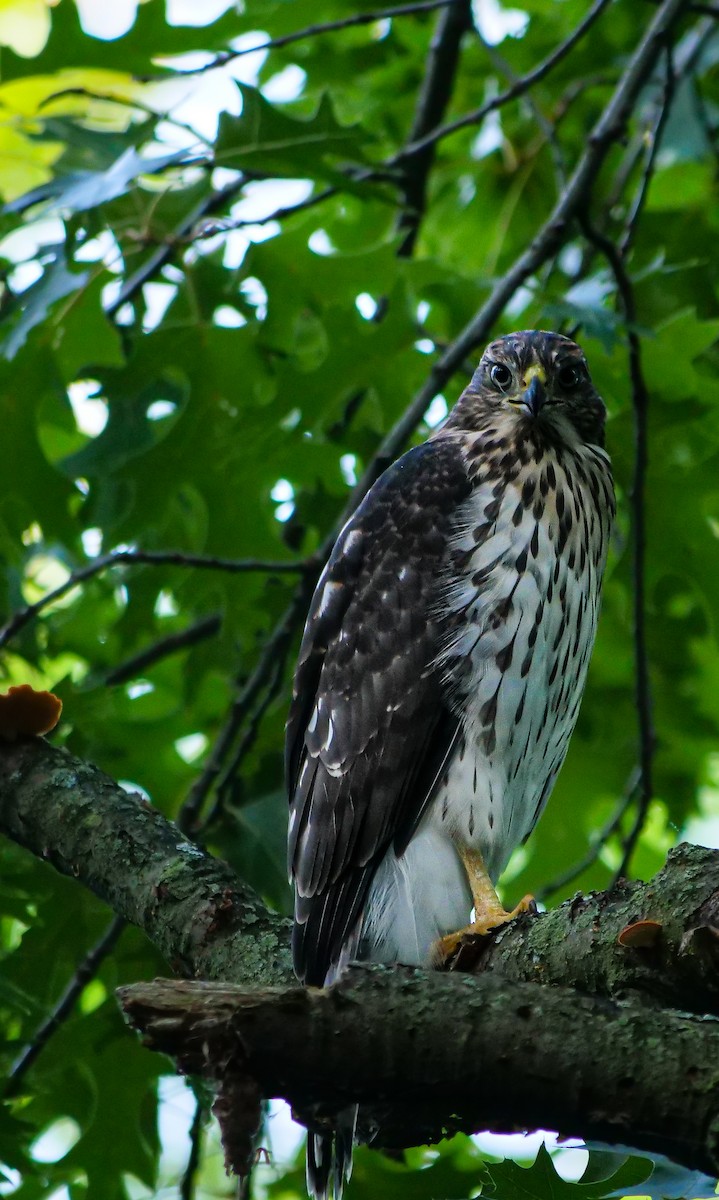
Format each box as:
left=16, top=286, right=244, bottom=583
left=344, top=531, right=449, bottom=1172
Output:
left=119, top=961, right=719, bottom=1175
left=180, top=571, right=317, bottom=832
left=0, top=549, right=306, bottom=650
left=4, top=738, right=719, bottom=1009
left=390, top=0, right=613, bottom=162
left=3, top=737, right=719, bottom=1172
left=395, top=0, right=472, bottom=256
left=619, top=44, right=675, bottom=255
left=6, top=913, right=126, bottom=1093
left=104, top=613, right=222, bottom=687
left=535, top=768, right=640, bottom=900
left=180, top=1098, right=206, bottom=1200
left=0, top=737, right=292, bottom=988
left=578, top=220, right=656, bottom=881
left=106, top=177, right=246, bottom=316
left=176, top=0, right=460, bottom=77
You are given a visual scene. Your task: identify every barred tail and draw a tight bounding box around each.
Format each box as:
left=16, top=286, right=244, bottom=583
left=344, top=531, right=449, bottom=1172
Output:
left=306, top=1105, right=357, bottom=1200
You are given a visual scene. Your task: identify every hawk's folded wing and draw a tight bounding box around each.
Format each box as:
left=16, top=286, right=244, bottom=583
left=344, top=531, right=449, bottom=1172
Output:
left=286, top=439, right=471, bottom=984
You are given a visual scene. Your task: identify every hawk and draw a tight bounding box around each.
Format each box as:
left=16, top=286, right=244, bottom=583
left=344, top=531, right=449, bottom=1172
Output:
left=286, top=330, right=615, bottom=1197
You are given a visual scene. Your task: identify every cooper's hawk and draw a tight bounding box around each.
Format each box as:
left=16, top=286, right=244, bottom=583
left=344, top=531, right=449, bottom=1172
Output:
left=286, top=329, right=615, bottom=1197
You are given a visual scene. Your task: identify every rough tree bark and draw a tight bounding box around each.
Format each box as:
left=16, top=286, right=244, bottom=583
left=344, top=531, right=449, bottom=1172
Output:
left=2, top=736, right=719, bottom=1175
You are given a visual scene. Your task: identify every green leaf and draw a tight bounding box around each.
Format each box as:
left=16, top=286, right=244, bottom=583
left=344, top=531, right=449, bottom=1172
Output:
left=583, top=1146, right=717, bottom=1199
left=1, top=253, right=88, bottom=361
left=215, top=84, right=371, bottom=178
left=484, top=1144, right=653, bottom=1200
left=6, top=145, right=187, bottom=217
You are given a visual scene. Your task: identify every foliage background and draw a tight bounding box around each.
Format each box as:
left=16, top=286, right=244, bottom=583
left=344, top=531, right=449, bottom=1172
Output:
left=1, top=0, right=719, bottom=1196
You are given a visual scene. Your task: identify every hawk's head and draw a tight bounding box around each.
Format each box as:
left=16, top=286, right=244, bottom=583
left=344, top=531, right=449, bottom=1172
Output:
left=462, top=330, right=606, bottom=447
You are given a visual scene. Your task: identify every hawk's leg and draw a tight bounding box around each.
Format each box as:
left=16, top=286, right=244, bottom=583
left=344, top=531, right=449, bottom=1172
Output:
left=433, top=846, right=535, bottom=964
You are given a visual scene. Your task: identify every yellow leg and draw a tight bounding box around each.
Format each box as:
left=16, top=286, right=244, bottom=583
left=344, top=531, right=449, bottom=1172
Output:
left=433, top=846, right=535, bottom=964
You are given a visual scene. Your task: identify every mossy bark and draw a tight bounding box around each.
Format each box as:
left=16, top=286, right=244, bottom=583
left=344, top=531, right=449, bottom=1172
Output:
left=3, top=736, right=719, bottom=1173
left=119, top=970, right=719, bottom=1173
left=0, top=737, right=293, bottom=987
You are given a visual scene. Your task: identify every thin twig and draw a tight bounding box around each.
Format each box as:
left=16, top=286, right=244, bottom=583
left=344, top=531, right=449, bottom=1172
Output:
left=640, top=0, right=719, bottom=15
left=207, top=654, right=287, bottom=827
left=537, top=770, right=640, bottom=901
left=578, top=219, right=656, bottom=883
left=180, top=572, right=318, bottom=832
left=396, top=0, right=473, bottom=256
left=0, top=550, right=306, bottom=650
left=172, top=0, right=460, bottom=77
left=476, top=31, right=568, bottom=191
left=107, top=176, right=246, bottom=316
left=390, top=0, right=613, bottom=163
left=5, top=915, right=125, bottom=1093
left=619, top=45, right=675, bottom=255
left=180, top=1098, right=205, bottom=1200
left=105, top=613, right=222, bottom=686
left=186, top=185, right=338, bottom=243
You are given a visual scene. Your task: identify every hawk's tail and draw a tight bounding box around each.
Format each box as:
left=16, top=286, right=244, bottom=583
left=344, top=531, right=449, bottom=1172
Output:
left=306, top=1105, right=357, bottom=1200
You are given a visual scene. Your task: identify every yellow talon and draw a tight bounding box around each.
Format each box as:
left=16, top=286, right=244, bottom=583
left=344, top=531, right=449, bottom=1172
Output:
left=432, top=845, right=536, bottom=966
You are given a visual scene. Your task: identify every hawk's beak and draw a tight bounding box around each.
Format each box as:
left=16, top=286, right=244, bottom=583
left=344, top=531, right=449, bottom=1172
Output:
left=518, top=365, right=547, bottom=417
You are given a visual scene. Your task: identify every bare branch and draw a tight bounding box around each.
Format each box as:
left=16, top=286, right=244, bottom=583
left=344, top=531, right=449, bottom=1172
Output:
left=578, top=220, right=656, bottom=882
left=119, top=917, right=719, bottom=1174
left=396, top=0, right=473, bottom=256
left=0, top=549, right=306, bottom=650
left=3, top=738, right=719, bottom=1023
left=208, top=653, right=286, bottom=828
left=0, top=737, right=293, bottom=987
left=186, top=185, right=338, bottom=243
left=181, top=1099, right=206, bottom=1200
left=476, top=31, right=567, bottom=191
left=5, top=914, right=125, bottom=1093
left=536, top=769, right=640, bottom=901
left=4, top=735, right=719, bottom=1174
left=180, top=573, right=317, bottom=832
left=105, top=613, right=223, bottom=687
left=173, top=0, right=461, bottom=78
left=619, top=44, right=675, bottom=255
left=391, top=0, right=613, bottom=162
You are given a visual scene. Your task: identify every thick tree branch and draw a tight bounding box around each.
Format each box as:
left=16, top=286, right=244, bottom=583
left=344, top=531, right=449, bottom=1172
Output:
left=3, top=737, right=719, bottom=1172
left=120, top=969, right=719, bottom=1174
left=0, top=737, right=292, bottom=987
left=3, top=738, right=719, bottom=1006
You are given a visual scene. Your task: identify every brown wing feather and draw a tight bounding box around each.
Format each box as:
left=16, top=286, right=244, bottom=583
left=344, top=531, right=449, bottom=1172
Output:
left=287, top=440, right=471, bottom=984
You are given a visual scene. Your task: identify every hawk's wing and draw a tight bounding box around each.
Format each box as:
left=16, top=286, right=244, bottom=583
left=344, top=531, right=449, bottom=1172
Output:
left=286, top=439, right=471, bottom=984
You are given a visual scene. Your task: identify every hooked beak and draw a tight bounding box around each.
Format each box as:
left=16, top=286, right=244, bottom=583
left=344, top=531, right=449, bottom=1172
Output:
left=521, top=374, right=546, bottom=417
left=514, top=364, right=547, bottom=418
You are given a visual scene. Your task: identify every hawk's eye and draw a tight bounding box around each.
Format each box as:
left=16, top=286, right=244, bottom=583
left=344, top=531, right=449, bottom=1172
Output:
left=489, top=362, right=512, bottom=390
left=558, top=364, right=581, bottom=389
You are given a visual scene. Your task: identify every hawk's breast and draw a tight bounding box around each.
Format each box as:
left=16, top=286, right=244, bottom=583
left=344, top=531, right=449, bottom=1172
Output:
left=429, top=436, right=614, bottom=879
